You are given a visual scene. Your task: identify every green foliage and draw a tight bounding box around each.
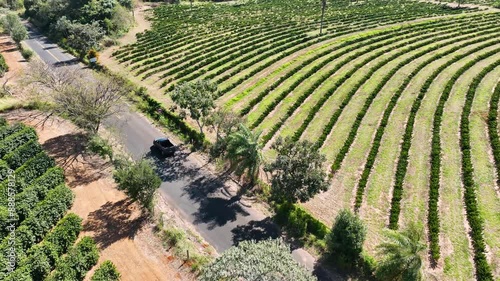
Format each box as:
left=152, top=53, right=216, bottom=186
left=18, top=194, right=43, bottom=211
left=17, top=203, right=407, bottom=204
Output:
left=21, top=48, right=34, bottom=61
left=274, top=203, right=329, bottom=239
left=171, top=79, right=218, bottom=134
left=225, top=124, right=262, bottom=185
left=200, top=239, right=316, bottom=281
left=87, top=134, right=113, bottom=160
left=3, top=139, right=43, bottom=169
left=48, top=236, right=99, bottom=281
left=266, top=136, right=329, bottom=203
left=375, top=223, right=426, bottom=281
left=0, top=53, right=8, bottom=77
left=0, top=126, right=37, bottom=158
left=113, top=159, right=161, bottom=211
left=2, top=13, right=27, bottom=45
left=326, top=209, right=366, bottom=267
left=91, top=260, right=121, bottom=281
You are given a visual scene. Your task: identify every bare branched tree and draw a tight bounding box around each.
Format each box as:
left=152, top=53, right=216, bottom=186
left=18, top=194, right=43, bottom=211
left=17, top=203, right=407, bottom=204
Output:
left=24, top=60, right=128, bottom=134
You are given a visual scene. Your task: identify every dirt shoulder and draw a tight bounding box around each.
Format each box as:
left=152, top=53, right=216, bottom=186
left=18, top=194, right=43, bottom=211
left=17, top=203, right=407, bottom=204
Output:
left=3, top=110, right=197, bottom=281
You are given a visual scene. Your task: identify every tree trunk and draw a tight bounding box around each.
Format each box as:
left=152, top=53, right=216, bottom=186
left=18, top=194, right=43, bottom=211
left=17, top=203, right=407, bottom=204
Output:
left=320, top=0, right=326, bottom=35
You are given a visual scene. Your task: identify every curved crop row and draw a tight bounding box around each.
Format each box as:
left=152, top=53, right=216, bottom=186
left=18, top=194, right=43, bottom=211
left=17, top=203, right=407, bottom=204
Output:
left=487, top=81, right=500, bottom=186
left=458, top=57, right=500, bottom=280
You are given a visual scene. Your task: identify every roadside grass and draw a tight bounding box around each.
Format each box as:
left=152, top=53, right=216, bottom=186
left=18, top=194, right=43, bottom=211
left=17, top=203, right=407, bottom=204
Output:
left=469, top=67, right=500, bottom=279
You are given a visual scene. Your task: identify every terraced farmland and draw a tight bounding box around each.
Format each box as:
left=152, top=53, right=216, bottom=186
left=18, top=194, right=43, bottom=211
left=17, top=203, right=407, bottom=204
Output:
left=113, top=0, right=500, bottom=279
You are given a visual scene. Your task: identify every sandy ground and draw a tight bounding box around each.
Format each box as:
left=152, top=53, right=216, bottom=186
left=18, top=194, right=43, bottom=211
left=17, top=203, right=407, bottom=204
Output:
left=3, top=110, right=195, bottom=281
left=0, top=35, right=27, bottom=93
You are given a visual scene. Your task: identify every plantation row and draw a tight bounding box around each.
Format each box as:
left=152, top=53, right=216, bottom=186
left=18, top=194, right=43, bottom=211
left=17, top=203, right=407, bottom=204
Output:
left=0, top=119, right=118, bottom=281
left=114, top=0, right=472, bottom=93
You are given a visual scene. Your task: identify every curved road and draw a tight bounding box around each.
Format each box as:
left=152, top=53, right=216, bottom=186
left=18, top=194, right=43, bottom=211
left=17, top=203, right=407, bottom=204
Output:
left=23, top=25, right=335, bottom=281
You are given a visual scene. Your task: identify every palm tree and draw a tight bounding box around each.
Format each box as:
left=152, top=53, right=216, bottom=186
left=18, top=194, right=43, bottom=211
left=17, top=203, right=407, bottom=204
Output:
left=225, top=124, right=262, bottom=186
left=375, top=223, right=426, bottom=281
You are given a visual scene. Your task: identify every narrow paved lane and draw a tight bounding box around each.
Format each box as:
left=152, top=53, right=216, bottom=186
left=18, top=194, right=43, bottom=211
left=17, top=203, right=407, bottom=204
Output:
left=22, top=25, right=334, bottom=280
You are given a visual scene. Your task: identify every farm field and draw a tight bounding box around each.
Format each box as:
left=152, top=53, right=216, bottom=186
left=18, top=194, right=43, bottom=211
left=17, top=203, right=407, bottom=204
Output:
left=112, top=0, right=500, bottom=280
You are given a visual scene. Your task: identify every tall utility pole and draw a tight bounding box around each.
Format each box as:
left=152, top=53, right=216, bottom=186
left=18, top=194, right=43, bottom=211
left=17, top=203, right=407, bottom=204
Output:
left=320, top=0, right=327, bottom=35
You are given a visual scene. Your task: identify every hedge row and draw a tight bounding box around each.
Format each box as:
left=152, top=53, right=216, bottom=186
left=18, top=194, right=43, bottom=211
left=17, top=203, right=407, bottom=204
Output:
left=387, top=35, right=500, bottom=232
left=457, top=58, right=500, bottom=281
left=0, top=123, right=26, bottom=142
left=274, top=202, right=329, bottom=239
left=0, top=184, right=74, bottom=277
left=47, top=236, right=99, bottom=281
left=0, top=126, right=37, bottom=159
left=3, top=214, right=83, bottom=281
left=2, top=139, right=43, bottom=170
left=487, top=81, right=500, bottom=187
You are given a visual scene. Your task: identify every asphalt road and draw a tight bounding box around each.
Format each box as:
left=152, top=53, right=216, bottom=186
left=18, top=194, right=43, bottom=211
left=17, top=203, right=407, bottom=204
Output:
left=22, top=25, right=334, bottom=280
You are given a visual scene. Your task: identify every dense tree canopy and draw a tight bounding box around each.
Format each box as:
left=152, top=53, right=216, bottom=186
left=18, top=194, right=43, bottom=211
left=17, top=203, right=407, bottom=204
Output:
left=265, top=136, right=330, bottom=203
left=327, top=209, right=366, bottom=266
left=200, top=239, right=316, bottom=281
left=225, top=124, right=262, bottom=185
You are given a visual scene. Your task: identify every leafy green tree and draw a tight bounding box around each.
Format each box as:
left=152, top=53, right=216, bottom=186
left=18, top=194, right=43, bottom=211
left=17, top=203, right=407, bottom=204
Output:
left=200, top=239, right=316, bottom=281
left=375, top=223, right=426, bottom=281
left=265, top=136, right=330, bottom=203
left=113, top=159, right=161, bottom=211
left=225, top=124, right=262, bottom=186
left=206, top=108, right=242, bottom=158
left=327, top=209, right=366, bottom=267
left=171, top=79, right=217, bottom=135
left=91, top=260, right=121, bottom=281
left=1, top=13, right=27, bottom=46
left=66, top=21, right=104, bottom=57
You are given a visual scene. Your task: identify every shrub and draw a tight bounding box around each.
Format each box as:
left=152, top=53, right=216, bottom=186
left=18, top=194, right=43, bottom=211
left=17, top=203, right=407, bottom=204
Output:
left=91, top=261, right=121, bottom=281
left=0, top=126, right=37, bottom=158
left=274, top=203, right=329, bottom=239
left=21, top=48, right=34, bottom=61
left=87, top=135, right=113, bottom=160
left=113, top=159, right=161, bottom=211
left=48, top=236, right=99, bottom=281
left=0, top=54, right=8, bottom=77
left=3, top=139, right=43, bottom=169
left=326, top=209, right=366, bottom=268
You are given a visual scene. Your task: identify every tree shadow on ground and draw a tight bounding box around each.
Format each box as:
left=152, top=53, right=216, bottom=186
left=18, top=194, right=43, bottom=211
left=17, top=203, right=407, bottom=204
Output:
left=145, top=147, right=202, bottom=182
left=42, top=133, right=111, bottom=186
left=83, top=198, right=148, bottom=249
left=192, top=195, right=250, bottom=230
left=231, top=217, right=281, bottom=245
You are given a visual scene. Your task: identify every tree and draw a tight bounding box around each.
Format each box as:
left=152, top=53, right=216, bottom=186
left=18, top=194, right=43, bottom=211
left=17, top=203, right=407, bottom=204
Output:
left=265, top=136, right=330, bottom=203
left=200, top=239, right=316, bottom=281
left=319, top=0, right=326, bottom=35
left=225, top=124, right=262, bottom=186
left=205, top=108, right=242, bottom=157
left=327, top=209, right=366, bottom=267
left=66, top=21, right=105, bottom=57
left=1, top=13, right=28, bottom=46
left=25, top=60, right=128, bottom=134
left=171, top=79, right=217, bottom=135
left=375, top=223, right=426, bottom=281
left=113, top=159, right=161, bottom=211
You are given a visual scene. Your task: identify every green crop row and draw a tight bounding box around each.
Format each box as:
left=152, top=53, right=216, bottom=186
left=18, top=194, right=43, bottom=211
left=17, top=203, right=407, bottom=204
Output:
left=3, top=214, right=82, bottom=281
left=47, top=236, right=99, bottom=281
left=0, top=127, right=37, bottom=159
left=487, top=82, right=500, bottom=188
left=2, top=139, right=43, bottom=170
left=457, top=57, right=500, bottom=281
left=387, top=35, right=500, bottom=233
left=0, top=123, right=26, bottom=142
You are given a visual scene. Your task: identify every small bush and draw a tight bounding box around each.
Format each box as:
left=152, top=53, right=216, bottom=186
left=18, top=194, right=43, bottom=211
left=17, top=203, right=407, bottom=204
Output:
left=91, top=260, right=121, bottom=281
left=21, top=48, right=33, bottom=61
left=87, top=135, right=113, bottom=160
left=0, top=54, right=8, bottom=77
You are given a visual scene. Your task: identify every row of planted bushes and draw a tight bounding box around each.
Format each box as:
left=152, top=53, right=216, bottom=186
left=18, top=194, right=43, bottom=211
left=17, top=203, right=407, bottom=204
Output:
left=457, top=57, right=500, bottom=280
left=388, top=35, right=500, bottom=234
left=3, top=213, right=83, bottom=281
left=274, top=202, right=329, bottom=239
left=328, top=28, right=489, bottom=174
left=0, top=184, right=74, bottom=276
left=47, top=236, right=99, bottom=281
left=348, top=26, right=500, bottom=210
left=144, top=27, right=303, bottom=81
left=164, top=33, right=310, bottom=90
left=488, top=81, right=500, bottom=187
left=427, top=47, right=500, bottom=266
